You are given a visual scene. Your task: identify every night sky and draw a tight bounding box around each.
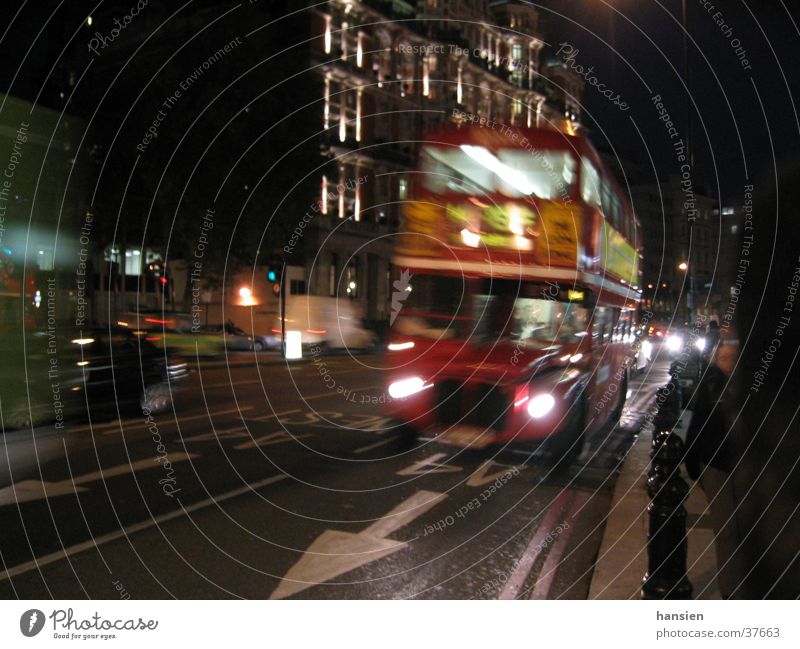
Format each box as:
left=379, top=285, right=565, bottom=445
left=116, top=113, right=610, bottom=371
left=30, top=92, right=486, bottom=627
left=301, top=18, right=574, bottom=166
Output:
left=535, top=0, right=800, bottom=203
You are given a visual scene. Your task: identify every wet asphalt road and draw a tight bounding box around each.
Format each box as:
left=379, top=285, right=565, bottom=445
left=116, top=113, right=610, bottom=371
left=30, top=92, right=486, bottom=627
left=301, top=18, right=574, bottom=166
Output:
left=0, top=351, right=671, bottom=599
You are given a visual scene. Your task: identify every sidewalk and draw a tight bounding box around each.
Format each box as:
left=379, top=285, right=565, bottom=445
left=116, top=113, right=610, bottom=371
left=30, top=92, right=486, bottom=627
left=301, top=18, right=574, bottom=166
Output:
left=589, top=412, right=721, bottom=599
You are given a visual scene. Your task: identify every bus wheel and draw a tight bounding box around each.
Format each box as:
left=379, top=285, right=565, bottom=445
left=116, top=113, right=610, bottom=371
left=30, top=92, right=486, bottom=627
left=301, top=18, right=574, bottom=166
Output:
left=546, top=400, right=586, bottom=470
left=3, top=402, right=33, bottom=430
left=140, top=382, right=172, bottom=414
left=396, top=424, right=420, bottom=450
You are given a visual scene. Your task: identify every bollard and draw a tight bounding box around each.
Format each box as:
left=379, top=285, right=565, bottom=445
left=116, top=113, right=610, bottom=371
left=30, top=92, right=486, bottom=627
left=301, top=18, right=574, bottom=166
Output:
left=642, top=383, right=693, bottom=599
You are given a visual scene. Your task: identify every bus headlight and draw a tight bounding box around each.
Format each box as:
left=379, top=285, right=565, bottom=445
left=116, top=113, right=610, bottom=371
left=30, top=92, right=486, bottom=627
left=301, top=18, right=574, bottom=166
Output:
left=666, top=334, right=683, bottom=353
left=527, top=393, right=555, bottom=419
left=388, top=377, right=428, bottom=399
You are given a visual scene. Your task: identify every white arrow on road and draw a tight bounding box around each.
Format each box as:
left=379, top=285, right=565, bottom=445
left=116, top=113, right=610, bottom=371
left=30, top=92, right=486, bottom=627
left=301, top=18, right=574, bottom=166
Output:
left=269, top=490, right=446, bottom=600
left=0, top=453, right=199, bottom=506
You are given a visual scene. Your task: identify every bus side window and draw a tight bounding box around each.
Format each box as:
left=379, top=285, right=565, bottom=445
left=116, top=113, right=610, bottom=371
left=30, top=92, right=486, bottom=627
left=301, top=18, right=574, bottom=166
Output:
left=613, top=310, right=625, bottom=342
left=581, top=158, right=602, bottom=210
left=601, top=180, right=612, bottom=220
left=592, top=307, right=611, bottom=346
left=612, top=194, right=621, bottom=231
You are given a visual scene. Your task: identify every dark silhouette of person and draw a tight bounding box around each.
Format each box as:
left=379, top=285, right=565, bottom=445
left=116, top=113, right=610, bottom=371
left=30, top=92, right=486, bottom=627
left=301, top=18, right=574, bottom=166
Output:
left=684, top=359, right=742, bottom=598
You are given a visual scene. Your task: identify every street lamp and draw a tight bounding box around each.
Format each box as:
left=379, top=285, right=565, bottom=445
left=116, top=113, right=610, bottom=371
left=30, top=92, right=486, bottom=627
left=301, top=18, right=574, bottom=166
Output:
left=678, top=261, right=688, bottom=271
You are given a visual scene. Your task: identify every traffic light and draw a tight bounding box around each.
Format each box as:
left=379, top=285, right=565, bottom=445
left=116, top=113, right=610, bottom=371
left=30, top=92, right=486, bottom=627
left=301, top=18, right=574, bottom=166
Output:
left=266, top=256, right=282, bottom=296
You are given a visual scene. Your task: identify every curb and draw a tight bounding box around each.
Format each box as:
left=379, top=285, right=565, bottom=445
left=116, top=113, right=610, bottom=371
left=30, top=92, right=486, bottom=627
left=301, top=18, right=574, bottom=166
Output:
left=589, top=412, right=721, bottom=599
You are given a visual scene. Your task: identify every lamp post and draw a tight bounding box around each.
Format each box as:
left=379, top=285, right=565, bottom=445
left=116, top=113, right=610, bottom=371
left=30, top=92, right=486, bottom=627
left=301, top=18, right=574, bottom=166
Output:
left=680, top=1, right=696, bottom=326
left=678, top=261, right=694, bottom=325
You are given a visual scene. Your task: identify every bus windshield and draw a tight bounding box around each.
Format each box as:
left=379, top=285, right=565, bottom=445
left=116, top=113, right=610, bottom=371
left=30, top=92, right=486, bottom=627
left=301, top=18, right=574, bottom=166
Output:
left=395, top=275, right=589, bottom=347
left=421, top=145, right=576, bottom=200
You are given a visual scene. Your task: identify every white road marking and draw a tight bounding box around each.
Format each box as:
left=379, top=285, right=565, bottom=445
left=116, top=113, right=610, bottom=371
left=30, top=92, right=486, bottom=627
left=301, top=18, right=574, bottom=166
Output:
left=498, top=489, right=573, bottom=600
left=301, top=386, right=376, bottom=401
left=353, top=437, right=396, bottom=454
left=234, top=431, right=313, bottom=450
left=0, top=473, right=288, bottom=582
left=203, top=379, right=262, bottom=388
left=83, top=406, right=254, bottom=434
left=465, top=460, right=525, bottom=487
left=180, top=409, right=303, bottom=443
left=0, top=453, right=199, bottom=506
left=528, top=492, right=587, bottom=599
left=181, top=427, right=249, bottom=444
left=269, top=490, right=446, bottom=600
left=248, top=408, right=302, bottom=422
left=396, top=453, right=463, bottom=476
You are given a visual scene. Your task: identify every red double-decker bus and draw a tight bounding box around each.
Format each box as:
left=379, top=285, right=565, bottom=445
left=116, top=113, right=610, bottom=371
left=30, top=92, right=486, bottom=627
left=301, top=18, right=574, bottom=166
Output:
left=386, top=125, right=642, bottom=465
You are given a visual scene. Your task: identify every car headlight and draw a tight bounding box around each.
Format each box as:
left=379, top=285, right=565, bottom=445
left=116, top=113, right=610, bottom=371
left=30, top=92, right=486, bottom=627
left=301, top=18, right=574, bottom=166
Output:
left=666, top=334, right=683, bottom=352
left=527, top=393, right=556, bottom=419
left=694, top=337, right=706, bottom=352
left=388, top=377, right=428, bottom=399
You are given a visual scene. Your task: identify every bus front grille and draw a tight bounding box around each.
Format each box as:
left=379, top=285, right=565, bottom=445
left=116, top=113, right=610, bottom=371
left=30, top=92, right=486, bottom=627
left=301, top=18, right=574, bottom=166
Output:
left=433, top=381, right=508, bottom=432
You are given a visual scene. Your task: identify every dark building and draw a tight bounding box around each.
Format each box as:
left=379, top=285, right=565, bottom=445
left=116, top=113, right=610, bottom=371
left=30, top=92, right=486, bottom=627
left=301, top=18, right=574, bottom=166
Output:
left=631, top=176, right=719, bottom=325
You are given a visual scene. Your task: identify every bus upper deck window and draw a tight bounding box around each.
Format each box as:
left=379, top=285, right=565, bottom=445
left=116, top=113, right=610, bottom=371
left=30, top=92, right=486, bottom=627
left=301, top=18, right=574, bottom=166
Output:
left=496, top=150, right=576, bottom=200
left=581, top=157, right=602, bottom=209
left=421, top=147, right=494, bottom=195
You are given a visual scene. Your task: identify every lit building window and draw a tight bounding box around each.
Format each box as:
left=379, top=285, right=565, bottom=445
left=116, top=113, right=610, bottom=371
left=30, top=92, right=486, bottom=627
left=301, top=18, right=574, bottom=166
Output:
left=457, top=65, right=463, bottom=104
left=324, top=16, right=331, bottom=54
left=422, top=57, right=430, bottom=97
left=399, top=46, right=414, bottom=97
left=36, top=247, right=54, bottom=271
left=323, top=76, right=330, bottom=129
left=398, top=178, right=408, bottom=200
left=512, top=98, right=523, bottom=124
left=329, top=80, right=357, bottom=143
left=341, top=21, right=348, bottom=61
left=321, top=175, right=328, bottom=214
left=354, top=180, right=361, bottom=222
left=355, top=88, right=362, bottom=141
left=125, top=249, right=142, bottom=276
left=357, top=32, right=363, bottom=67
left=512, top=43, right=522, bottom=66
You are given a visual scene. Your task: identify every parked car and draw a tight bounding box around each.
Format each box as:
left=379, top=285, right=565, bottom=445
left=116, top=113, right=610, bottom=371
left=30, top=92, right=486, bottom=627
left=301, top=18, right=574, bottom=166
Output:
left=199, top=322, right=271, bottom=352
left=0, top=327, right=188, bottom=430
